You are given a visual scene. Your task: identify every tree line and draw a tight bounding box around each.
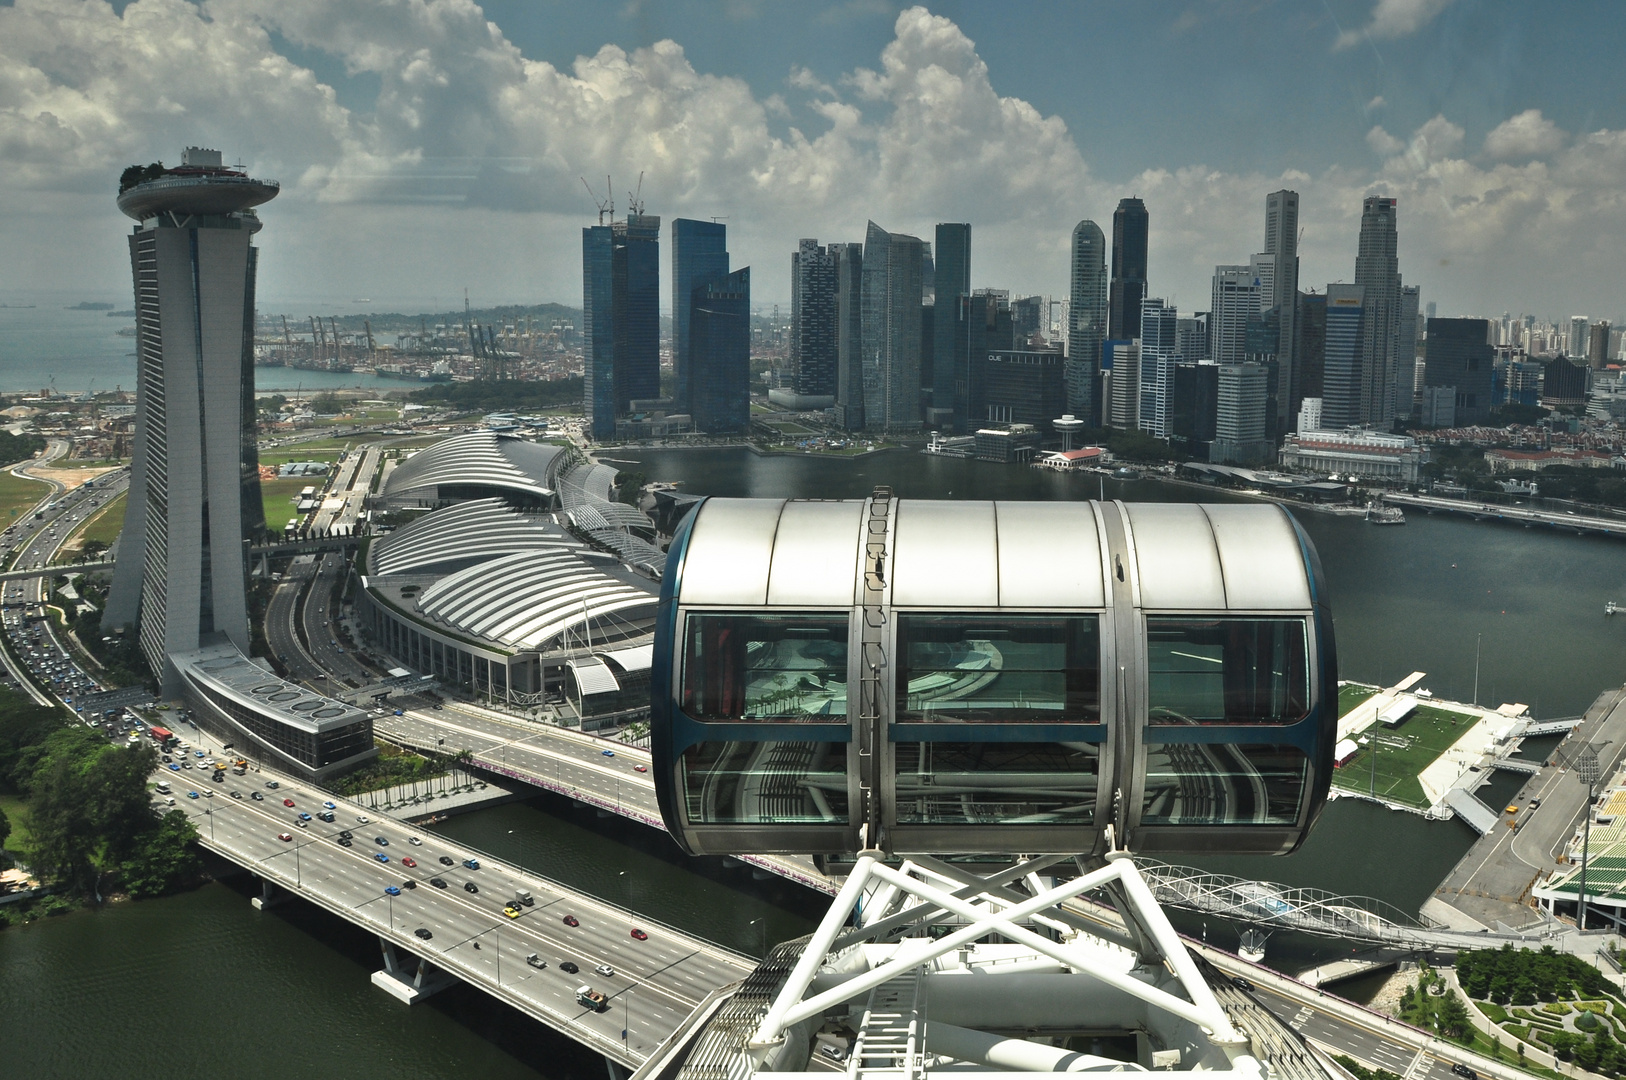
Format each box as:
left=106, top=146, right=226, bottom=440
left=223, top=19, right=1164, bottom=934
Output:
left=0, top=691, right=198, bottom=903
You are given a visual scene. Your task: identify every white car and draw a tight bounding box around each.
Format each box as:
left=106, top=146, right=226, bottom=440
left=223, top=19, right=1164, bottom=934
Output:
left=595, top=964, right=614, bottom=977
left=356, top=815, right=370, bottom=824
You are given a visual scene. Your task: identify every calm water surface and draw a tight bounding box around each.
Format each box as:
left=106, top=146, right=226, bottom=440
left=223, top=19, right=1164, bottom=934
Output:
left=7, top=444, right=1622, bottom=1064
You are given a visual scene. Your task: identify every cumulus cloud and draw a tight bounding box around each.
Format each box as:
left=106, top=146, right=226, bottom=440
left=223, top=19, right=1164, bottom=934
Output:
left=1484, top=109, right=1567, bottom=160
left=1365, top=95, right=1386, bottom=113
left=1366, top=126, right=1405, bottom=158
left=1334, top=0, right=1456, bottom=50
left=1, top=0, right=1624, bottom=317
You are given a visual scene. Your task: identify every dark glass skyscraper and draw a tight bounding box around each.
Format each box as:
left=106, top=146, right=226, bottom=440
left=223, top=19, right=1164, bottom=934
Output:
left=860, top=221, right=925, bottom=431
left=1424, top=318, right=1493, bottom=426
left=672, top=218, right=729, bottom=409
left=1321, top=284, right=1365, bottom=429
left=583, top=213, right=661, bottom=439
left=790, top=239, right=837, bottom=398
left=689, top=267, right=751, bottom=433
left=1109, top=198, right=1149, bottom=341
left=931, top=223, right=970, bottom=429
left=1067, top=219, right=1107, bottom=425
left=833, top=242, right=864, bottom=431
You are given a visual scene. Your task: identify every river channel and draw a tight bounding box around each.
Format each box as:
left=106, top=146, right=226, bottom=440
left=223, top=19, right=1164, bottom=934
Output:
left=7, top=445, right=1625, bottom=1075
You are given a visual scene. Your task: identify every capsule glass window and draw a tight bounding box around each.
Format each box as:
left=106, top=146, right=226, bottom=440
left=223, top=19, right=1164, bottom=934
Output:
left=681, top=613, right=849, bottom=721
left=1145, top=617, right=1309, bottom=725
left=893, top=741, right=1099, bottom=826
left=895, top=614, right=1102, bottom=724
left=1140, top=743, right=1307, bottom=825
left=681, top=741, right=849, bottom=824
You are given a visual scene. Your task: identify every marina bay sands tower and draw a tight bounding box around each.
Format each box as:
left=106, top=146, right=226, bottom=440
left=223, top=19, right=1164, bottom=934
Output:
left=105, top=147, right=279, bottom=694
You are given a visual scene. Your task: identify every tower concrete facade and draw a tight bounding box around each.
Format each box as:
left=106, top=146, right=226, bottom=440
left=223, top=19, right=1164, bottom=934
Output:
left=107, top=147, right=275, bottom=694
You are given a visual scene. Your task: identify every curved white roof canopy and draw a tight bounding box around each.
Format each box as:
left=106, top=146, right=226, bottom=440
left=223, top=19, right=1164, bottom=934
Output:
left=382, top=431, right=563, bottom=503
left=369, top=497, right=582, bottom=576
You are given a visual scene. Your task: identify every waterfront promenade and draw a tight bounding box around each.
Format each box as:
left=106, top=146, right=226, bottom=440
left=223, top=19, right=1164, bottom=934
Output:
left=1432, top=685, right=1626, bottom=930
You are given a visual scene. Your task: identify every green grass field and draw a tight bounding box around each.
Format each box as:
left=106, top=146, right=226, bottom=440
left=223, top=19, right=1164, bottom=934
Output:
left=1333, top=702, right=1481, bottom=807
left=262, top=477, right=314, bottom=532
left=1338, top=683, right=1381, bottom=717
left=0, top=469, right=49, bottom=528
left=64, top=491, right=126, bottom=554
left=0, top=792, right=34, bottom=861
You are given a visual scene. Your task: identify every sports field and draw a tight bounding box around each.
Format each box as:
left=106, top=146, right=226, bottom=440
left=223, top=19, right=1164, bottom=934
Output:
left=1332, top=702, right=1481, bottom=808
left=262, top=477, right=312, bottom=532
left=1338, top=682, right=1380, bottom=717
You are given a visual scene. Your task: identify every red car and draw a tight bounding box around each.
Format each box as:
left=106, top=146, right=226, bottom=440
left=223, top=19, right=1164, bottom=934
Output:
left=633, top=764, right=647, bottom=773
left=283, top=798, right=294, bottom=807
left=562, top=914, right=579, bottom=927
left=401, top=856, right=417, bottom=868
left=630, top=928, right=648, bottom=941
left=277, top=832, right=293, bottom=842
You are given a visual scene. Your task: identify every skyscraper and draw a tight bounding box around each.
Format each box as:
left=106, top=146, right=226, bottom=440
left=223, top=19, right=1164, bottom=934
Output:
left=1067, top=220, right=1108, bottom=424
left=1423, top=318, right=1493, bottom=426
left=789, top=239, right=838, bottom=399
left=833, top=242, right=865, bottom=431
left=931, top=223, right=971, bottom=429
left=1138, top=297, right=1178, bottom=439
left=107, top=147, right=275, bottom=691
left=1108, top=198, right=1149, bottom=341
left=689, top=267, right=751, bottom=433
left=672, top=219, right=729, bottom=409
left=1294, top=291, right=1327, bottom=423
left=583, top=212, right=661, bottom=438
left=1353, top=195, right=1400, bottom=425
left=1587, top=320, right=1611, bottom=369
left=1103, top=340, right=1140, bottom=431
left=1320, top=284, right=1366, bottom=429
left=1211, top=363, right=1271, bottom=465
left=1569, top=316, right=1591, bottom=359
left=860, top=221, right=925, bottom=431
left=1264, top=190, right=1300, bottom=432
left=1397, top=284, right=1421, bottom=415
left=1209, top=265, right=1258, bottom=365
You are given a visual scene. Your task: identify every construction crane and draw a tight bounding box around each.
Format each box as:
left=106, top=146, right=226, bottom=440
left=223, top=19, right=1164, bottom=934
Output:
left=329, top=317, right=342, bottom=365
left=280, top=315, right=294, bottom=361
left=363, top=319, right=376, bottom=360
left=581, top=175, right=613, bottom=225
left=308, top=316, right=323, bottom=363
left=626, top=171, right=644, bottom=217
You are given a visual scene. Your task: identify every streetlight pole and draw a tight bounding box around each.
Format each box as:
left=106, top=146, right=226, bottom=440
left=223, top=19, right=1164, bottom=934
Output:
left=1578, top=746, right=1602, bottom=932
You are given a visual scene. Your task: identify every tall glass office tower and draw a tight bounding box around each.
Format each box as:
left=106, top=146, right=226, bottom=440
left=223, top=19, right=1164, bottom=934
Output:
left=1320, top=284, right=1366, bottom=429
left=105, top=147, right=276, bottom=694
left=1109, top=198, right=1148, bottom=341
left=672, top=218, right=729, bottom=410
left=790, top=239, right=837, bottom=399
left=689, top=268, right=751, bottom=433
left=583, top=213, right=661, bottom=439
left=860, top=221, right=925, bottom=432
left=931, top=223, right=970, bottom=430
left=1264, top=190, right=1299, bottom=433
left=1067, top=220, right=1107, bottom=424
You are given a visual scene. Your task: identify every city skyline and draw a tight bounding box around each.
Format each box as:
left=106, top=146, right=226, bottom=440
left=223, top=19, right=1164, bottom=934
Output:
left=2, top=2, right=1624, bottom=322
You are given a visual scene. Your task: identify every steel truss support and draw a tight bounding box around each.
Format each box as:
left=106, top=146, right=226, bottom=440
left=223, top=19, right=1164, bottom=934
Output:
left=748, top=849, right=1259, bottom=1078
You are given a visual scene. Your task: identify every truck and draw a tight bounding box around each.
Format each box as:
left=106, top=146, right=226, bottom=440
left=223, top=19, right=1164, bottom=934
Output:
left=575, top=986, right=609, bottom=1012
left=155, top=780, right=171, bottom=794
left=514, top=889, right=533, bottom=907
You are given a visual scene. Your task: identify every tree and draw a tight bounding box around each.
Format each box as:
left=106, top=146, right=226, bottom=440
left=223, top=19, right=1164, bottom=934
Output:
left=0, top=801, right=10, bottom=852
left=120, top=811, right=200, bottom=897
left=308, top=393, right=348, bottom=415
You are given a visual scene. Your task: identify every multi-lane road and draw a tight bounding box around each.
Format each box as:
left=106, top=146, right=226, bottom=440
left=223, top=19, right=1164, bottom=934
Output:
left=164, top=751, right=752, bottom=1067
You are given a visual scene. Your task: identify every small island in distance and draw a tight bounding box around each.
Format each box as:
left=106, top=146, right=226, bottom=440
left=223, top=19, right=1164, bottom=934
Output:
left=68, top=301, right=114, bottom=310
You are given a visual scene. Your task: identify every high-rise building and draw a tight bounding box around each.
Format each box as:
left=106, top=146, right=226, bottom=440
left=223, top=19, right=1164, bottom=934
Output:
left=1011, top=295, right=1047, bottom=344
left=689, top=267, right=751, bottom=433
left=583, top=212, right=661, bottom=438
left=1244, top=306, right=1284, bottom=443
left=1588, top=320, right=1613, bottom=369
left=1264, top=190, right=1300, bottom=432
left=1176, top=315, right=1209, bottom=364
left=961, top=293, right=1015, bottom=427
left=833, top=242, right=865, bottom=431
left=1138, top=297, right=1179, bottom=439
left=1103, top=340, right=1140, bottom=431
left=1320, top=284, right=1366, bottom=429
left=1209, top=265, right=1258, bottom=365
left=1211, top=363, right=1271, bottom=465
left=1171, top=362, right=1219, bottom=460
left=1353, top=195, right=1401, bottom=424
left=1109, top=199, right=1148, bottom=340
left=1398, top=284, right=1421, bottom=414
left=860, top=221, right=925, bottom=431
left=1423, top=318, right=1493, bottom=427
left=672, top=219, right=729, bottom=409
left=1067, top=220, right=1108, bottom=424
left=106, top=147, right=375, bottom=779
left=1293, top=292, right=1327, bottom=420
left=789, top=239, right=838, bottom=398
left=977, top=348, right=1065, bottom=429
left=931, top=223, right=971, bottom=429
left=109, top=144, right=273, bottom=688
left=1569, top=316, right=1591, bottom=359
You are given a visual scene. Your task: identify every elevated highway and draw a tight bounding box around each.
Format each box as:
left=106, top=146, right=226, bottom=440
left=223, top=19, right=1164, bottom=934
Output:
left=167, top=759, right=752, bottom=1070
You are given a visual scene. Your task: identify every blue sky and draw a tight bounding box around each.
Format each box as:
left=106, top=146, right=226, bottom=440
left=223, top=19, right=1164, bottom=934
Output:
left=3, top=0, right=1623, bottom=321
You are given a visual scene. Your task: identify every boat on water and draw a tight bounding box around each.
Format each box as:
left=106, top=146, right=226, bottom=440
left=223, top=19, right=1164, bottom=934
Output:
left=1365, top=502, right=1405, bottom=525
left=1608, top=600, right=1618, bottom=617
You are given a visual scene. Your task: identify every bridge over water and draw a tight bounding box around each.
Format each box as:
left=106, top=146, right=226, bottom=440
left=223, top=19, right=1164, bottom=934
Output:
left=169, top=760, right=752, bottom=1072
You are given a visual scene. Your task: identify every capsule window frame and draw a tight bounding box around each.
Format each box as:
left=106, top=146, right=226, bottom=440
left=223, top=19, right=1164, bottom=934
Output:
left=677, top=609, right=855, bottom=724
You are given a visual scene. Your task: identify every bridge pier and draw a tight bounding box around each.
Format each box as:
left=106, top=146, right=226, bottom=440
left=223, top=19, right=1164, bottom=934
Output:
left=371, top=939, right=458, bottom=1004
left=250, top=879, right=290, bottom=911
left=603, top=1060, right=631, bottom=1080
